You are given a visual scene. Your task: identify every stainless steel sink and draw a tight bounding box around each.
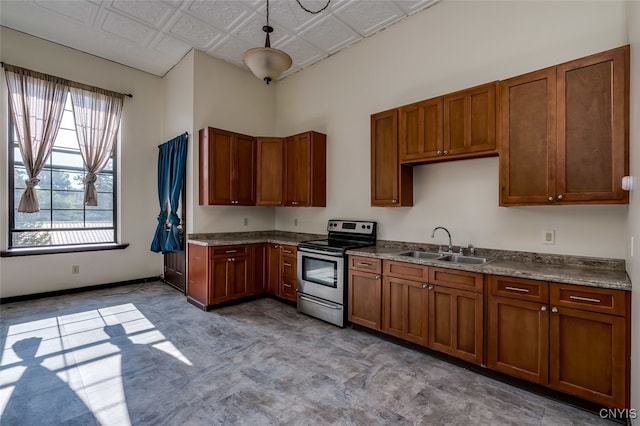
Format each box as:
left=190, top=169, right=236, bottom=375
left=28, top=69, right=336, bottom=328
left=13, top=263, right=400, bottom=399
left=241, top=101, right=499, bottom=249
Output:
left=398, top=251, right=444, bottom=260
left=438, top=254, right=493, bottom=265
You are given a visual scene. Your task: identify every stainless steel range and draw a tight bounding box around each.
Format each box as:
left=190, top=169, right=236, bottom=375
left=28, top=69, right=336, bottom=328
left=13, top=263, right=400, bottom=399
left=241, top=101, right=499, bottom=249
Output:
left=297, top=219, right=377, bottom=327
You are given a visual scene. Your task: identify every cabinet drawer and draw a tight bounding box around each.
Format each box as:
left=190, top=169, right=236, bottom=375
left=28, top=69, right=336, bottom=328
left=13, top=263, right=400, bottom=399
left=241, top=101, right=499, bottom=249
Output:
left=212, top=245, right=248, bottom=257
left=550, top=283, right=627, bottom=316
left=350, top=256, right=382, bottom=274
left=281, top=245, right=297, bottom=256
left=488, top=275, right=549, bottom=303
left=384, top=260, right=428, bottom=282
left=429, top=267, right=483, bottom=293
left=282, top=256, right=297, bottom=279
left=281, top=277, right=297, bottom=301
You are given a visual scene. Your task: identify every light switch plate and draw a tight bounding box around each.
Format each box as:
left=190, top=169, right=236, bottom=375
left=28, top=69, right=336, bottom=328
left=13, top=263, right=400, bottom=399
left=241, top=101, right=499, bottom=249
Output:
left=542, top=229, right=555, bottom=245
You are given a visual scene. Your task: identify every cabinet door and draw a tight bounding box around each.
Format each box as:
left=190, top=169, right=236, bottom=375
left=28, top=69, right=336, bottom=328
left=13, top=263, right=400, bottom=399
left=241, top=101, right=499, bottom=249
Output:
left=283, top=135, right=310, bottom=206
left=549, top=306, right=627, bottom=408
left=211, top=257, right=231, bottom=304
left=228, top=255, right=249, bottom=299
left=487, top=295, right=549, bottom=384
left=499, top=68, right=556, bottom=206
left=382, top=276, right=428, bottom=346
left=348, top=270, right=382, bottom=330
left=232, top=134, right=256, bottom=205
left=399, top=97, right=442, bottom=162
left=428, top=286, right=483, bottom=365
left=186, top=244, right=209, bottom=308
left=256, top=138, right=284, bottom=206
left=199, top=127, right=233, bottom=205
left=266, top=244, right=281, bottom=294
left=556, top=46, right=629, bottom=203
left=371, top=109, right=413, bottom=206
left=444, top=82, right=497, bottom=157
left=250, top=244, right=266, bottom=295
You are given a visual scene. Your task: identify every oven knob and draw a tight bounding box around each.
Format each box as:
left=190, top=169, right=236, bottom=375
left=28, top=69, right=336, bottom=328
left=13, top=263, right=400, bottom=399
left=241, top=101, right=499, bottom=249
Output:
left=367, top=225, right=371, bottom=229
left=361, top=225, right=365, bottom=229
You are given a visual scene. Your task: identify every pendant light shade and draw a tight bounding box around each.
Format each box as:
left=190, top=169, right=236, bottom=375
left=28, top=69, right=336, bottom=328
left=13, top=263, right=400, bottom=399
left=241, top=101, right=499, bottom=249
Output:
left=243, top=46, right=292, bottom=84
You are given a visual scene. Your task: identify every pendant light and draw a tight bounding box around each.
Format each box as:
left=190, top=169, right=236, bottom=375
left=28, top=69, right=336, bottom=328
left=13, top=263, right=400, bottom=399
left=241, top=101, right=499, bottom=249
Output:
left=242, top=0, right=292, bottom=84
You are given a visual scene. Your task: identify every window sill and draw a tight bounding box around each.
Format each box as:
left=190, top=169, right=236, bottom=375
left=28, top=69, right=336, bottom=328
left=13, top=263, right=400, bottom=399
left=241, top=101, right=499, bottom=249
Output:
left=0, top=243, right=129, bottom=257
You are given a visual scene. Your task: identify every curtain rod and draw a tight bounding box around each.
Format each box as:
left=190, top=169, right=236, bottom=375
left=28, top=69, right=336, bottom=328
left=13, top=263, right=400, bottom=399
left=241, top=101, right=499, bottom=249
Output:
left=1, top=61, right=133, bottom=98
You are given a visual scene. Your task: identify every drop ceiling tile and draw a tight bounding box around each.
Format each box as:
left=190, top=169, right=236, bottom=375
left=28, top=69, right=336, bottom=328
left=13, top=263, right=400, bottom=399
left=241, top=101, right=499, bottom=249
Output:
left=185, top=0, right=251, bottom=31
left=155, top=35, right=192, bottom=58
left=334, top=1, right=404, bottom=36
left=169, top=14, right=221, bottom=49
left=34, top=0, right=99, bottom=25
left=299, top=14, right=359, bottom=54
left=277, top=36, right=324, bottom=69
left=209, top=35, right=254, bottom=66
left=110, top=0, right=175, bottom=27
left=234, top=12, right=289, bottom=47
left=101, top=11, right=156, bottom=44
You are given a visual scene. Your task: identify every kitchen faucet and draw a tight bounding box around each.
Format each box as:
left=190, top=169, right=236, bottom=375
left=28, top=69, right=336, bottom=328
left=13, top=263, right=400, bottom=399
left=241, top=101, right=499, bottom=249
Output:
left=431, top=226, right=453, bottom=253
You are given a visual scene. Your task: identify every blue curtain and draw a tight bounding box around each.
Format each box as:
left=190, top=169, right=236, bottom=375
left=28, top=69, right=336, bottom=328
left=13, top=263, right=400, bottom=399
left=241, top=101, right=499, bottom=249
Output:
left=151, top=133, right=188, bottom=253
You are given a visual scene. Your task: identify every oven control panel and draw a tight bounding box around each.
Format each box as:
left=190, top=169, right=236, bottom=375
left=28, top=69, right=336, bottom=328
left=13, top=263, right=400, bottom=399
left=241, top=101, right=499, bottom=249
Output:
left=327, top=220, right=376, bottom=235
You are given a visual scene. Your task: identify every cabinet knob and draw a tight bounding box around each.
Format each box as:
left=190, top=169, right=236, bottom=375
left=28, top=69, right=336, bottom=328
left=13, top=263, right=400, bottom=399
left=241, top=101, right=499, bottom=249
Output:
left=392, top=199, right=397, bottom=203
left=551, top=307, right=558, bottom=313
left=541, top=306, right=547, bottom=312
left=443, top=150, right=449, bottom=155
left=548, top=196, right=554, bottom=201
left=557, top=194, right=564, bottom=200
left=437, top=150, right=443, bottom=155
left=422, top=284, right=428, bottom=288
left=428, top=285, right=434, bottom=290
left=375, top=275, right=381, bottom=280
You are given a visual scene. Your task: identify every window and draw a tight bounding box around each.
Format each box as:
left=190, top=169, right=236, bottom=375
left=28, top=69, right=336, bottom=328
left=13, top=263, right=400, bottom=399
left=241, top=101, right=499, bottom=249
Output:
left=8, top=95, right=117, bottom=248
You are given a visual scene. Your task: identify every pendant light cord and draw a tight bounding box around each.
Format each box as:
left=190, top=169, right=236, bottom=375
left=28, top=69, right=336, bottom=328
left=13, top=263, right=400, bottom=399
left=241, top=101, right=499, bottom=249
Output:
left=296, top=0, right=331, bottom=14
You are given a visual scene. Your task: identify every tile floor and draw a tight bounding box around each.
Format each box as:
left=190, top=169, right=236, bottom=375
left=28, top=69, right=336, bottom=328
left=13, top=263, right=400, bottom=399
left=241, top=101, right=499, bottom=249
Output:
left=0, top=282, right=614, bottom=425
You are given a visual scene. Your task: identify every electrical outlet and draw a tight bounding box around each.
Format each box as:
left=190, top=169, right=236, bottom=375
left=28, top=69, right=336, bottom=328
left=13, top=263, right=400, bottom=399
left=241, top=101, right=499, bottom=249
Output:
left=243, top=217, right=248, bottom=226
left=72, top=265, right=80, bottom=274
left=294, top=218, right=298, bottom=227
left=542, top=229, right=555, bottom=245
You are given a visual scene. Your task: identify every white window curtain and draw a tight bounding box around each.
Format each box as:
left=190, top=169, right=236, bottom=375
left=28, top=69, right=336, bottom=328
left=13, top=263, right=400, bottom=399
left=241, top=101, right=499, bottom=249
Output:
left=69, top=87, right=124, bottom=206
left=4, top=65, right=69, bottom=212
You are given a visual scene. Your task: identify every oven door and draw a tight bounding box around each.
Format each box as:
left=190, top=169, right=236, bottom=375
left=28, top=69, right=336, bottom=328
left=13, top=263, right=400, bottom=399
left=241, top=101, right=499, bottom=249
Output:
left=297, top=249, right=344, bottom=304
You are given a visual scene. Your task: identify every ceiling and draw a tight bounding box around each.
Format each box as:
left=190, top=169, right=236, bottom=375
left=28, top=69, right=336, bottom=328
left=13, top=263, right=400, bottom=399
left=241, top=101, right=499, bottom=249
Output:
left=0, top=0, right=440, bottom=79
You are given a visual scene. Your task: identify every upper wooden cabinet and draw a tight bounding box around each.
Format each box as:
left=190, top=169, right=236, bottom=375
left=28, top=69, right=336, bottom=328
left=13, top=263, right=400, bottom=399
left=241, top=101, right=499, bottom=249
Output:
left=199, top=127, right=256, bottom=206
left=283, top=131, right=326, bottom=207
left=398, top=82, right=497, bottom=164
left=371, top=109, right=413, bottom=206
left=500, top=46, right=629, bottom=206
left=256, top=137, right=284, bottom=206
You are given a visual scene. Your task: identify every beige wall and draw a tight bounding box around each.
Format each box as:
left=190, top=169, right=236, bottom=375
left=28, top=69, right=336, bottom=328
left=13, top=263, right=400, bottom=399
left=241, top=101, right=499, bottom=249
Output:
left=274, top=0, right=629, bottom=258
left=0, top=27, right=164, bottom=298
left=626, top=0, right=640, bottom=419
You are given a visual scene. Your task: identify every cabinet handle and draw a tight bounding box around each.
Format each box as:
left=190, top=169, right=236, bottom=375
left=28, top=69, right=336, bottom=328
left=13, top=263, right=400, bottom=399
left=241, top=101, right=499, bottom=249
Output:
left=437, top=150, right=443, bottom=155
left=274, top=245, right=279, bottom=248
left=225, top=250, right=238, bottom=254
left=228, top=258, right=235, bottom=262
left=551, top=307, right=558, bottom=313
left=375, top=275, right=381, bottom=279
left=283, top=250, right=292, bottom=254
left=428, top=285, right=434, bottom=290
left=283, top=262, right=292, bottom=267
left=357, top=262, right=371, bottom=266
left=557, top=194, right=564, bottom=200
left=392, top=199, right=397, bottom=203
left=443, top=150, right=449, bottom=155
left=569, top=295, right=601, bottom=303
left=505, top=286, right=529, bottom=293
left=422, top=284, right=428, bottom=288
left=548, top=196, right=554, bottom=201
left=541, top=306, right=547, bottom=312
left=283, top=283, right=292, bottom=288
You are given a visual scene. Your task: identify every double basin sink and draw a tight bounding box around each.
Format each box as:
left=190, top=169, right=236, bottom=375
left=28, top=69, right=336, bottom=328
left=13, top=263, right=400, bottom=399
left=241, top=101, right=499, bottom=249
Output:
left=397, top=250, right=493, bottom=265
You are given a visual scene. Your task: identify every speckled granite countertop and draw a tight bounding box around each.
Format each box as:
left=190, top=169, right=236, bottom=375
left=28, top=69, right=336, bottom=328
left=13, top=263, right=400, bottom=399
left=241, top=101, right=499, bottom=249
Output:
left=347, top=243, right=631, bottom=291
left=187, top=232, right=630, bottom=291
left=187, top=231, right=324, bottom=247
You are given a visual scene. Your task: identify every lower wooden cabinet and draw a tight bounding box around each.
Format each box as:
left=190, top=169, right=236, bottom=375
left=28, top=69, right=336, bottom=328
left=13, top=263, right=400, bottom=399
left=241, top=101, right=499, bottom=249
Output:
left=382, top=275, right=429, bottom=346
left=428, top=284, right=483, bottom=365
left=250, top=244, right=266, bottom=295
left=266, top=243, right=281, bottom=294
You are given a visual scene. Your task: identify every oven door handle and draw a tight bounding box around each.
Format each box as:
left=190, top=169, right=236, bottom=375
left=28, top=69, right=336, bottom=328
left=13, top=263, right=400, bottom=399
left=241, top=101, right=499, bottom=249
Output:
left=298, top=294, right=342, bottom=310
left=298, top=247, right=342, bottom=258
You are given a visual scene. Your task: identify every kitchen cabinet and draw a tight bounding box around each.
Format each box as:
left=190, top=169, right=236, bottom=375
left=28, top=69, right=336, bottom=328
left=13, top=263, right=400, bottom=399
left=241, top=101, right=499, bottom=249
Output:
left=500, top=46, right=629, bottom=206
left=381, top=261, right=429, bottom=346
left=199, top=127, right=256, bottom=206
left=549, top=283, right=629, bottom=409
left=398, top=82, right=497, bottom=164
left=256, top=138, right=284, bottom=206
left=266, top=243, right=281, bottom=295
left=371, top=109, right=413, bottom=206
left=427, top=267, right=484, bottom=365
left=280, top=245, right=297, bottom=301
left=486, top=276, right=550, bottom=384
left=186, top=243, right=251, bottom=309
left=348, top=256, right=383, bottom=330
left=250, top=244, right=266, bottom=295
left=283, top=132, right=326, bottom=207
